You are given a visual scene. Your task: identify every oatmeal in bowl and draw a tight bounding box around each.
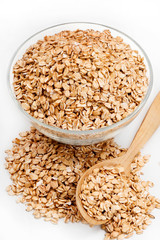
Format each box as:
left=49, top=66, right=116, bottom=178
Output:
left=8, top=22, right=153, bottom=145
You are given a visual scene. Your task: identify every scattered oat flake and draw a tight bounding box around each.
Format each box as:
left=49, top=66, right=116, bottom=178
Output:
left=5, top=127, right=159, bottom=240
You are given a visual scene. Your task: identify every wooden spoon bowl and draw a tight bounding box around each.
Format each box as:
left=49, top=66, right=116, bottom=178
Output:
left=76, top=91, right=160, bottom=225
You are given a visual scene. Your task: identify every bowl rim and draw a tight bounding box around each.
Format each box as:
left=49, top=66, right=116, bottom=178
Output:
left=8, top=21, right=153, bottom=135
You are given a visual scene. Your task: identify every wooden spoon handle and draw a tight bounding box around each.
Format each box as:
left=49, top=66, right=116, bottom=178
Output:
left=123, top=91, right=160, bottom=172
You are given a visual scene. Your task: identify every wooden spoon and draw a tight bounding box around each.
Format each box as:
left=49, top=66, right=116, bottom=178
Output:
left=76, top=91, right=160, bottom=226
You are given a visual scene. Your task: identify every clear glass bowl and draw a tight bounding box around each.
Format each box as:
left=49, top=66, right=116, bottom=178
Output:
left=8, top=22, right=153, bottom=145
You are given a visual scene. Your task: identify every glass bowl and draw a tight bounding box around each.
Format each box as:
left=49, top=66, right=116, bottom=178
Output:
left=8, top=22, right=153, bottom=145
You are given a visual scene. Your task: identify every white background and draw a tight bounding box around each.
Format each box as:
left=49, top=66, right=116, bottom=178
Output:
left=0, top=0, right=160, bottom=240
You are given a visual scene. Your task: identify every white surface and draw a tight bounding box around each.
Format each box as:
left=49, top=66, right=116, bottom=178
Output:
left=0, top=0, right=160, bottom=240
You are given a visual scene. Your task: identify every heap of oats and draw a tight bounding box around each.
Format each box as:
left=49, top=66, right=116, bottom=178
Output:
left=80, top=166, right=129, bottom=221
left=80, top=166, right=160, bottom=239
left=13, top=29, right=148, bottom=130
left=5, top=128, right=160, bottom=240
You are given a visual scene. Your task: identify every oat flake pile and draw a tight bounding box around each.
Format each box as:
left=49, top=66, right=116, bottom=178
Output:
left=13, top=29, right=148, bottom=130
left=5, top=128, right=160, bottom=240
